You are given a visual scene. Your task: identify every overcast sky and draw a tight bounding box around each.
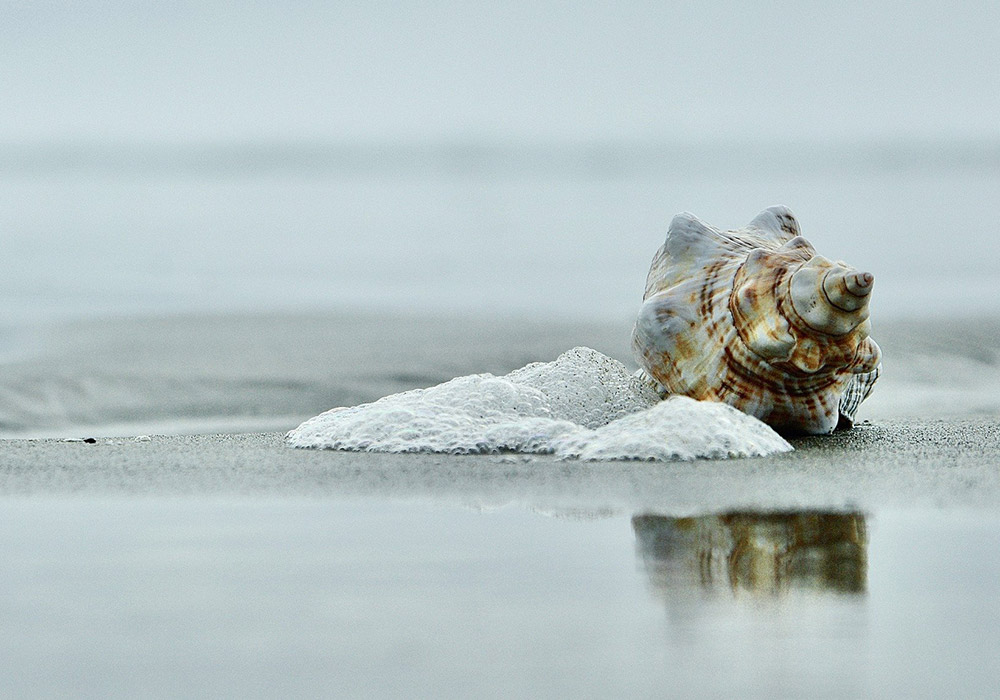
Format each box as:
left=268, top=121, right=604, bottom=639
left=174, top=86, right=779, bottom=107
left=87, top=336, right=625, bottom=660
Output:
left=2, top=0, right=998, bottom=144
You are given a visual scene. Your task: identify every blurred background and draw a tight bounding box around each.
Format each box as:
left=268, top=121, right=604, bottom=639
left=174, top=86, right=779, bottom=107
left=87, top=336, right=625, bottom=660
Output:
left=1, top=0, right=997, bottom=327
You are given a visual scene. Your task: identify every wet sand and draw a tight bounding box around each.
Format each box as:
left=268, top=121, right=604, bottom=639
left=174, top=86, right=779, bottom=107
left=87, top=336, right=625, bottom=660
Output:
left=0, top=419, right=998, bottom=511
left=1, top=426, right=999, bottom=699
left=2, top=312, right=999, bottom=697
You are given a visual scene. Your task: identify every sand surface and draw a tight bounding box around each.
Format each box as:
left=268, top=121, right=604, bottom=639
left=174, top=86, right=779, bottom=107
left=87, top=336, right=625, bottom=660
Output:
left=0, top=419, right=997, bottom=512
left=1, top=312, right=998, bottom=698
left=2, top=424, right=999, bottom=699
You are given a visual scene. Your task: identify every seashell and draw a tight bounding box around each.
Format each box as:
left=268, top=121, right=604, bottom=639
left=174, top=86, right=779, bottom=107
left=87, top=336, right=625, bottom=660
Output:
left=632, top=205, right=881, bottom=435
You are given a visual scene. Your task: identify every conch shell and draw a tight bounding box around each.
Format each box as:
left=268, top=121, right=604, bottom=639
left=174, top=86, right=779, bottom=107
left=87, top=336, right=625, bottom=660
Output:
left=632, top=206, right=881, bottom=435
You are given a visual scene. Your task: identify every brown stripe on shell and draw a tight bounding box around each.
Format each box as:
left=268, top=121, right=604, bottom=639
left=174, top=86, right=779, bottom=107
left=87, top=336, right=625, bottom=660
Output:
left=722, top=344, right=839, bottom=398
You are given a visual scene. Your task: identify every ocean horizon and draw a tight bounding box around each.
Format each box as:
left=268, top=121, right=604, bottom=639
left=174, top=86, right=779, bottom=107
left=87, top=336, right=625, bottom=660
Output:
left=2, top=137, right=997, bottom=325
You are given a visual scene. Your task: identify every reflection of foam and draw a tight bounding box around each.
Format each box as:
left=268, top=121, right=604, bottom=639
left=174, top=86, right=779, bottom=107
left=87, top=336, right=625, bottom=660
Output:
left=632, top=511, right=867, bottom=596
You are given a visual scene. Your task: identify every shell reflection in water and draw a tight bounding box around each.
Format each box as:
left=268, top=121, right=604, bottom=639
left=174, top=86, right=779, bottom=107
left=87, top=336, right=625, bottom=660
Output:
left=632, top=511, right=868, bottom=595
left=632, top=206, right=881, bottom=435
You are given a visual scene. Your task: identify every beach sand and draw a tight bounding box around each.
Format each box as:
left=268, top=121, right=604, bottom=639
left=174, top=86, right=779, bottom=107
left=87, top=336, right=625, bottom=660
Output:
left=1, top=420, right=998, bottom=511
left=1, top=312, right=998, bottom=698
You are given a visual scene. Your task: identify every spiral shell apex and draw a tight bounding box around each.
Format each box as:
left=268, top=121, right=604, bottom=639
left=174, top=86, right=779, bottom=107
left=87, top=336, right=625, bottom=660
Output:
left=632, top=206, right=881, bottom=435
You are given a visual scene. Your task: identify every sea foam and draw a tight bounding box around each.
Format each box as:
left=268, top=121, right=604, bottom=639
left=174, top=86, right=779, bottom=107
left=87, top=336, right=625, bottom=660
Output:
left=286, top=347, right=792, bottom=460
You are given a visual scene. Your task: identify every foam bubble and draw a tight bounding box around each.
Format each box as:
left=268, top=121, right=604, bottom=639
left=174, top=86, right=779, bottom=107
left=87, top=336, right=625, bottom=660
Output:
left=287, top=347, right=792, bottom=460
left=550, top=396, right=793, bottom=460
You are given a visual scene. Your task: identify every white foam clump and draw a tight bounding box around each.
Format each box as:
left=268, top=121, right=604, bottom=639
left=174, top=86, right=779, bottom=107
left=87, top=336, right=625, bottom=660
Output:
left=287, top=347, right=792, bottom=460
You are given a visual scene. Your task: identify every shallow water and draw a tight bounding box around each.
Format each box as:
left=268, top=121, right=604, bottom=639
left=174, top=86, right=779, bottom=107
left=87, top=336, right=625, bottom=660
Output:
left=0, top=498, right=995, bottom=698
left=0, top=312, right=997, bottom=438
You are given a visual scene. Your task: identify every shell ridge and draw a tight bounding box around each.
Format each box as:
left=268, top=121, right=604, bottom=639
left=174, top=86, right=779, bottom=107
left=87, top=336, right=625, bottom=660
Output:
left=666, top=213, right=759, bottom=254
left=747, top=205, right=801, bottom=244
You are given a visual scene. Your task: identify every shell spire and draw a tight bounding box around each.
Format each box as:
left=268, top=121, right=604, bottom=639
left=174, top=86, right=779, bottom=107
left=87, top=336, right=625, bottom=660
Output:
left=632, top=206, right=881, bottom=435
left=787, top=256, right=873, bottom=336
